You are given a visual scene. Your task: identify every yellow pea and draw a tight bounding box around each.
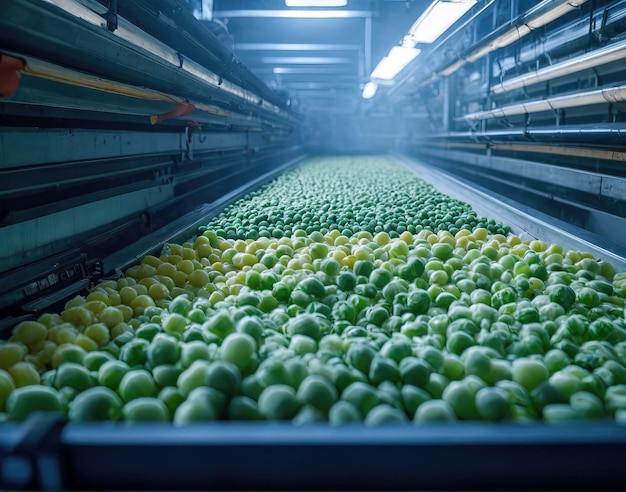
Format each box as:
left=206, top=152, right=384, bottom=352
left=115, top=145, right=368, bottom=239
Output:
left=196, top=243, right=212, bottom=259
left=117, top=305, right=134, bottom=323
left=149, top=283, right=170, bottom=301
left=75, top=334, right=99, bottom=352
left=143, top=255, right=162, bottom=268
left=120, top=286, right=138, bottom=305
left=37, top=313, right=63, bottom=328
left=84, top=300, right=107, bottom=315
left=182, top=247, right=197, bottom=260
left=0, top=343, right=28, bottom=370
left=169, top=243, right=184, bottom=256
left=132, top=284, right=149, bottom=296
left=8, top=362, right=40, bottom=387
left=130, top=295, right=156, bottom=315
left=98, top=307, right=125, bottom=329
left=61, top=306, right=95, bottom=327
left=86, top=291, right=110, bottom=304
left=84, top=323, right=111, bottom=346
left=11, top=321, right=47, bottom=348
left=64, top=295, right=86, bottom=309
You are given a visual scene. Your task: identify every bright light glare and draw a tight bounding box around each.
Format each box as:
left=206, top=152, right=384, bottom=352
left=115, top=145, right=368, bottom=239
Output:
left=371, top=47, right=420, bottom=80
left=362, top=81, right=378, bottom=99
left=408, top=0, right=476, bottom=44
left=285, top=0, right=347, bottom=6
left=402, top=35, right=417, bottom=48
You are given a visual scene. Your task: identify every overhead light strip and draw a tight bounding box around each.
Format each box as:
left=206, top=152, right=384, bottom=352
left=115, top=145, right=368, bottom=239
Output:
left=260, top=56, right=352, bottom=64
left=364, top=0, right=474, bottom=98
left=371, top=47, right=420, bottom=81
left=213, top=10, right=372, bottom=18
left=424, top=0, right=589, bottom=84
left=362, top=81, right=378, bottom=99
left=236, top=43, right=361, bottom=51
left=285, top=0, right=347, bottom=6
left=405, top=0, right=477, bottom=46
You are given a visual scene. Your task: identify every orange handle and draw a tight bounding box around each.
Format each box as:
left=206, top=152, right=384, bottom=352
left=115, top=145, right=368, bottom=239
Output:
left=150, top=102, right=195, bottom=125
left=0, top=54, right=26, bottom=98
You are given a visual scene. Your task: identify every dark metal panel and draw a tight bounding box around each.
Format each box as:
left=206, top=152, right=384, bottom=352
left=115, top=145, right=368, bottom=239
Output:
left=59, top=423, right=626, bottom=490
left=0, top=129, right=250, bottom=170
left=0, top=0, right=297, bottom=127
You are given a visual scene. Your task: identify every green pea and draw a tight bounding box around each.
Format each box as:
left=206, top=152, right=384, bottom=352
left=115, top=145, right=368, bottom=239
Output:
left=123, top=397, right=169, bottom=422
left=228, top=396, right=262, bottom=420
left=329, top=400, right=362, bottom=424
left=365, top=404, right=408, bottom=424
left=258, top=384, right=299, bottom=420
left=68, top=386, right=123, bottom=422
left=414, top=399, right=457, bottom=423
left=6, top=386, right=61, bottom=421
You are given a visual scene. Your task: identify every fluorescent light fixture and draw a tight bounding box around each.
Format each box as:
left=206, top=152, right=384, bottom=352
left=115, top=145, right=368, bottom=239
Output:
left=214, top=10, right=369, bottom=18
left=371, top=47, right=420, bottom=80
left=402, top=35, right=417, bottom=48
left=362, top=81, right=378, bottom=99
left=261, top=56, right=351, bottom=64
left=286, top=0, right=347, bottom=6
left=407, top=0, right=477, bottom=44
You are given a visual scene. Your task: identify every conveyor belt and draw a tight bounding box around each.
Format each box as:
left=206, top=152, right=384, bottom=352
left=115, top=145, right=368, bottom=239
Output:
left=2, top=155, right=626, bottom=491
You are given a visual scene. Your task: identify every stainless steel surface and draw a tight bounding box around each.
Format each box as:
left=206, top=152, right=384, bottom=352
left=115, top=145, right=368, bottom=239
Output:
left=491, top=38, right=626, bottom=94
left=395, top=153, right=626, bottom=271
left=415, top=147, right=626, bottom=200
left=40, top=0, right=295, bottom=122
left=416, top=0, right=589, bottom=88
left=0, top=129, right=259, bottom=170
left=462, top=84, right=626, bottom=121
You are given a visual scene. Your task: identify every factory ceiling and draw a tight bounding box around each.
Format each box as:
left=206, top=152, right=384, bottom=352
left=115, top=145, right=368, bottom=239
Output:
left=211, top=0, right=430, bottom=114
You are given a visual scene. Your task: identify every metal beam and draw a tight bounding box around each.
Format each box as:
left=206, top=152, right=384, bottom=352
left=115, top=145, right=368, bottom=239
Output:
left=269, top=67, right=356, bottom=75
left=235, top=43, right=362, bottom=51
left=258, top=56, right=354, bottom=64
left=285, top=82, right=356, bottom=90
left=213, top=10, right=373, bottom=18
left=364, top=15, right=372, bottom=76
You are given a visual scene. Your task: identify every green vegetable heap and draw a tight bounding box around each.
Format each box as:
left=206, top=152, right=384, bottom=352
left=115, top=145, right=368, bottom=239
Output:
left=3, top=156, right=626, bottom=424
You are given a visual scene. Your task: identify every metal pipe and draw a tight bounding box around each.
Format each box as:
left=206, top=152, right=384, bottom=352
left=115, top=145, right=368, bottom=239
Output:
left=492, top=38, right=626, bottom=94
left=364, top=16, right=372, bottom=77
left=428, top=124, right=626, bottom=144
left=419, top=0, right=589, bottom=87
left=16, top=52, right=268, bottom=123
left=424, top=140, right=626, bottom=164
left=493, top=1, right=626, bottom=79
left=461, top=84, right=626, bottom=121
left=41, top=0, right=294, bottom=120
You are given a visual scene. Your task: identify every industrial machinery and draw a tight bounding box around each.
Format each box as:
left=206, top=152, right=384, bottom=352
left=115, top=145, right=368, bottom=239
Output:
left=2, top=0, right=626, bottom=489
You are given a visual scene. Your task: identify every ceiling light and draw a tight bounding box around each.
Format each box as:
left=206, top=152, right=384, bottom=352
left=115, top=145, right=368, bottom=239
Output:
left=362, top=81, right=378, bottom=99
left=285, top=0, right=348, bottom=6
left=407, top=0, right=477, bottom=44
left=401, top=35, right=417, bottom=48
left=371, top=47, right=420, bottom=81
